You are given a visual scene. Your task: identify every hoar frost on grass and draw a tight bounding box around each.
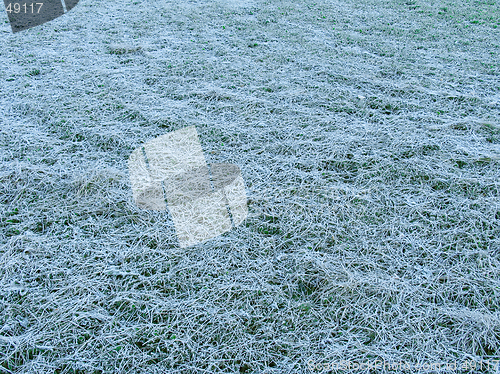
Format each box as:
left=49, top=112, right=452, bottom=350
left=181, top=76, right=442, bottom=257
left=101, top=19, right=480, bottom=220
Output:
left=0, top=0, right=499, bottom=372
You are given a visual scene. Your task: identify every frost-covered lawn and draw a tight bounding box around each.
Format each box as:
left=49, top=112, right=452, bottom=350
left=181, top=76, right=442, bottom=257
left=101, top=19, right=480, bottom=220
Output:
left=0, top=0, right=499, bottom=372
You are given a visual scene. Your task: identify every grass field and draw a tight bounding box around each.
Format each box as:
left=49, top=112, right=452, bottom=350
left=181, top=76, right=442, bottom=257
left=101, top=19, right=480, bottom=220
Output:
left=0, top=0, right=499, bottom=372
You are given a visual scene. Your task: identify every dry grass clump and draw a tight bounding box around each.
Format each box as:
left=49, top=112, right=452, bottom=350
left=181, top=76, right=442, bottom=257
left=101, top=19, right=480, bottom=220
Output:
left=0, top=0, right=499, bottom=372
